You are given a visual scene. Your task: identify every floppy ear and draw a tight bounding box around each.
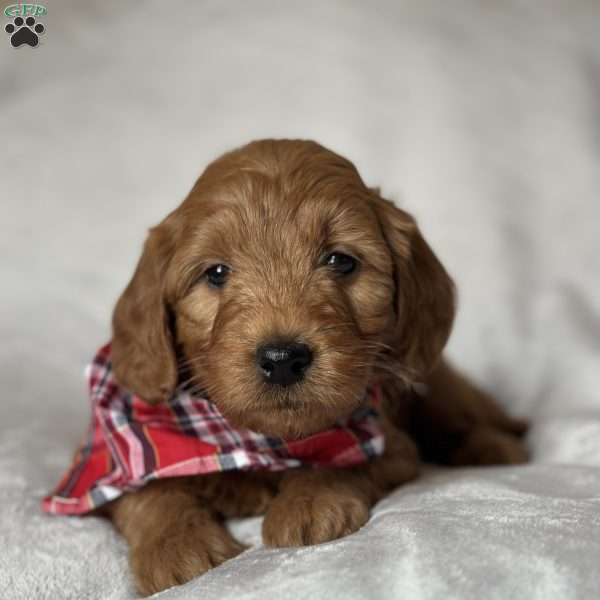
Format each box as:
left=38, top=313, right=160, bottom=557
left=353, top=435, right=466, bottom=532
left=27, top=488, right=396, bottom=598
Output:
left=371, top=193, right=456, bottom=379
left=111, top=222, right=178, bottom=404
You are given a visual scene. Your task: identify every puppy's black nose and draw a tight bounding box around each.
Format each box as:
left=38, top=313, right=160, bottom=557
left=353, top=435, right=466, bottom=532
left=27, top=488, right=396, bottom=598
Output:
left=256, top=342, right=313, bottom=387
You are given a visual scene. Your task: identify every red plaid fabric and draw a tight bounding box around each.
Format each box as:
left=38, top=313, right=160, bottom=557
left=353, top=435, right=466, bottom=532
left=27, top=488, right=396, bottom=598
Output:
left=43, top=343, right=385, bottom=515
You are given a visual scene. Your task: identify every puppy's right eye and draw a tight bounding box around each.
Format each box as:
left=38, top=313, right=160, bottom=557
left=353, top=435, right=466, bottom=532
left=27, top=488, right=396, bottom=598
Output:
left=204, top=264, right=230, bottom=288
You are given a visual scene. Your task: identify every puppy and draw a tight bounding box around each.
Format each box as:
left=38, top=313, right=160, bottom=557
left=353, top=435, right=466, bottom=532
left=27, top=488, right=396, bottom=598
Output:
left=84, top=140, right=527, bottom=594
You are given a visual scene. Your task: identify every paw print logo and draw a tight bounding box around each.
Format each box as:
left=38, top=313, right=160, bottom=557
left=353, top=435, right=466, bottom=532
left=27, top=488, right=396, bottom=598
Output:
left=5, top=16, right=45, bottom=47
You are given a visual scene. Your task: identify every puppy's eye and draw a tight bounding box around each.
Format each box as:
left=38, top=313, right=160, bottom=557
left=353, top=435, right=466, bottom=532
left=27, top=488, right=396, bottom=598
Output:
left=324, top=252, right=357, bottom=275
left=204, top=264, right=230, bottom=288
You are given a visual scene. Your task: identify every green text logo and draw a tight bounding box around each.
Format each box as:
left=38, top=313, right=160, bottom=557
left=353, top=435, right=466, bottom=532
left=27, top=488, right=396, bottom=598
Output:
left=4, top=4, right=47, bottom=17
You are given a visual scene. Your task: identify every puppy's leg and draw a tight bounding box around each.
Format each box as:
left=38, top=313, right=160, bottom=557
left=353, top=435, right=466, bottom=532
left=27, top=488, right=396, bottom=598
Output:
left=190, top=471, right=280, bottom=519
left=262, top=425, right=419, bottom=547
left=262, top=468, right=372, bottom=547
left=109, top=479, right=245, bottom=596
left=410, top=360, right=529, bottom=466
left=365, top=420, right=421, bottom=493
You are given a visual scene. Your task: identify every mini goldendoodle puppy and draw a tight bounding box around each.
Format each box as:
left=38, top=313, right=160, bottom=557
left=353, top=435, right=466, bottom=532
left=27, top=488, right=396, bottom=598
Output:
left=44, top=139, right=527, bottom=596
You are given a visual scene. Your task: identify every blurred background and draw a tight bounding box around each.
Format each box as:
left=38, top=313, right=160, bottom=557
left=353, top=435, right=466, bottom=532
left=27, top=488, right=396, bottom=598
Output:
left=1, top=2, right=599, bottom=598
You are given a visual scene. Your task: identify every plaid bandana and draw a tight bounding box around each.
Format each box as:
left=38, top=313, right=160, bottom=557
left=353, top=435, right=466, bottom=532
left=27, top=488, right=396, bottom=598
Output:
left=43, top=343, right=384, bottom=515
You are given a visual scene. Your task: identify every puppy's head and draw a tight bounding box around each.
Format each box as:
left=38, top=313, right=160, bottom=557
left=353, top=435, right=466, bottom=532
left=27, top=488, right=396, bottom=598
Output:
left=112, top=140, right=455, bottom=438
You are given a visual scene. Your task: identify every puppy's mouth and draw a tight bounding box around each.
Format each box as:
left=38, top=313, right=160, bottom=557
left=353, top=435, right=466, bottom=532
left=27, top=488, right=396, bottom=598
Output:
left=260, top=385, right=309, bottom=410
left=273, top=396, right=302, bottom=410
left=257, top=381, right=369, bottom=420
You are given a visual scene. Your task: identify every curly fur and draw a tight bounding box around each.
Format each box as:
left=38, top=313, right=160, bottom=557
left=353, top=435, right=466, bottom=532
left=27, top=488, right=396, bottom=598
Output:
left=107, top=139, right=527, bottom=596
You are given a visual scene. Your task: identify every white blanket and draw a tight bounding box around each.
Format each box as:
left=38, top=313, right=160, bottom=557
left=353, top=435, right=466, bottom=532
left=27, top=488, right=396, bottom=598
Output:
left=1, top=1, right=599, bottom=598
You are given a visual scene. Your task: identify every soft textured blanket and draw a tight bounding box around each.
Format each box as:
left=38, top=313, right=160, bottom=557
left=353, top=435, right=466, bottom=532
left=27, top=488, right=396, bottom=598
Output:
left=1, top=1, right=599, bottom=599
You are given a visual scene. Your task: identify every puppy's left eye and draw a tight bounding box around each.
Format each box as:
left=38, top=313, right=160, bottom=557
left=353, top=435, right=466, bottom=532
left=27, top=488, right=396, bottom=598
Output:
left=324, top=252, right=358, bottom=275
left=205, top=264, right=230, bottom=288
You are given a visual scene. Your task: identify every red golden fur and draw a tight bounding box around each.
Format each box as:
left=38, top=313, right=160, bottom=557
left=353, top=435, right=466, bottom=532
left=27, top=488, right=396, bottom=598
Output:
left=106, top=139, right=527, bottom=595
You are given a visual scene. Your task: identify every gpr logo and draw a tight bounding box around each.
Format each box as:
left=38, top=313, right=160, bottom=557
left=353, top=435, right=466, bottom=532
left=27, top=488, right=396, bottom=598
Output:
left=4, top=3, right=46, bottom=47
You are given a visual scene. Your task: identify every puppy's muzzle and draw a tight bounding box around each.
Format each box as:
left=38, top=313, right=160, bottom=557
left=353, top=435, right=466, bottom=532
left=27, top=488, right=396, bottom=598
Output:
left=256, top=342, right=313, bottom=387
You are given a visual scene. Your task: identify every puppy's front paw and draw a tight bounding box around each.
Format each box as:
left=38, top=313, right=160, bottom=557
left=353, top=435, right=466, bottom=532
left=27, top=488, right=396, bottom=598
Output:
left=262, top=488, right=370, bottom=547
left=130, top=512, right=245, bottom=596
